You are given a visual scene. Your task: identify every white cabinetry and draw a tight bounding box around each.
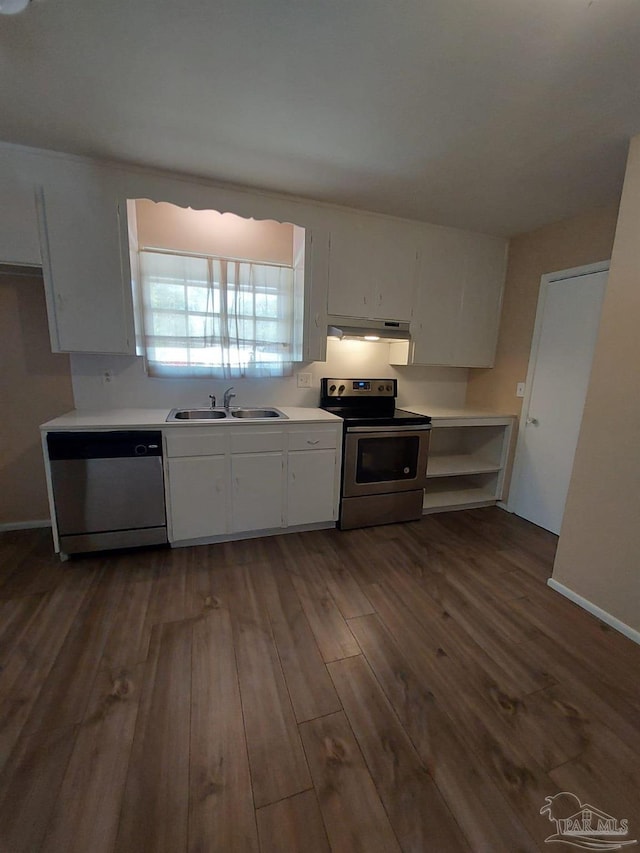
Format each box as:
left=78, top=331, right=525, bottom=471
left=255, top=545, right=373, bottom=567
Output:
left=0, top=172, right=41, bottom=266
left=391, top=228, right=507, bottom=368
left=328, top=213, right=418, bottom=321
left=38, top=163, right=135, bottom=354
left=165, top=429, right=229, bottom=540
left=164, top=421, right=341, bottom=544
left=168, top=455, right=228, bottom=541
left=230, top=427, right=285, bottom=533
left=455, top=233, right=507, bottom=366
left=287, top=450, right=337, bottom=526
left=410, top=228, right=469, bottom=366
left=286, top=426, right=341, bottom=526
left=232, top=453, right=284, bottom=532
left=423, top=415, right=514, bottom=513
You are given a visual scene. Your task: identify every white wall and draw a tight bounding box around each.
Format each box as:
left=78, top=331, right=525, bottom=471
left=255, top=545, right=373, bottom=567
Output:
left=550, top=135, right=640, bottom=637
left=71, top=341, right=468, bottom=411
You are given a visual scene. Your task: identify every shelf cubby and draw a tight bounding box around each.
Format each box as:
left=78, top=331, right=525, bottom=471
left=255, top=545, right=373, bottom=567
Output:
left=423, top=418, right=514, bottom=513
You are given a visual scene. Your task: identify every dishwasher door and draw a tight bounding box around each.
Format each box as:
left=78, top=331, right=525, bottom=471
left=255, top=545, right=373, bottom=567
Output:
left=48, top=431, right=168, bottom=554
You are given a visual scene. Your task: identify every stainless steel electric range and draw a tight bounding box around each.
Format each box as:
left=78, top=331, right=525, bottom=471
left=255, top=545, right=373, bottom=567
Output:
left=320, top=378, right=432, bottom=530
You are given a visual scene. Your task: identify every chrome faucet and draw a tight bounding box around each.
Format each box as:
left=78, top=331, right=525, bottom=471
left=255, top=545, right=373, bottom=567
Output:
left=223, top=386, right=236, bottom=410
left=209, top=394, right=216, bottom=408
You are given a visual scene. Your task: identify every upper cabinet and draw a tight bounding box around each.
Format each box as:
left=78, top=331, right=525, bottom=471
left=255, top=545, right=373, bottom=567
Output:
left=38, top=162, right=135, bottom=354
left=410, top=228, right=469, bottom=366
left=0, top=143, right=506, bottom=365
left=392, top=226, right=507, bottom=368
left=0, top=169, right=41, bottom=267
left=327, top=213, right=419, bottom=322
left=455, top=233, right=507, bottom=367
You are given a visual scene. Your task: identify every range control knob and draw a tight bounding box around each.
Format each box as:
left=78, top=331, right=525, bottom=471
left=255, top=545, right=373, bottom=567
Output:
left=386, top=384, right=392, bottom=392
left=338, top=384, right=346, bottom=395
left=329, top=384, right=336, bottom=393
left=378, top=384, right=384, bottom=392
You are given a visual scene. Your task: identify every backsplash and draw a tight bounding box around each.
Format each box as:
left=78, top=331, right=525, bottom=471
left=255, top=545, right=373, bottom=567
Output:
left=70, top=339, right=468, bottom=411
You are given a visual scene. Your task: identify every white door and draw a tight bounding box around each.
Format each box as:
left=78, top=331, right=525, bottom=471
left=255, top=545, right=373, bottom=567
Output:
left=509, top=265, right=607, bottom=534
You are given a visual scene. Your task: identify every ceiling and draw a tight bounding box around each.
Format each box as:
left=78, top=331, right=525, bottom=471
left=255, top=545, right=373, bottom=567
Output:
left=1, top=0, right=639, bottom=236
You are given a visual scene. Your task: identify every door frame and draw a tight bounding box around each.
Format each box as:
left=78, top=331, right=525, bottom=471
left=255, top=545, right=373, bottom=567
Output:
left=507, top=260, right=609, bottom=518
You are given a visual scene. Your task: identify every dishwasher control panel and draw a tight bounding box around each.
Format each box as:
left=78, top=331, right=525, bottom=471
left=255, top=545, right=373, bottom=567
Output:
left=47, top=431, right=163, bottom=460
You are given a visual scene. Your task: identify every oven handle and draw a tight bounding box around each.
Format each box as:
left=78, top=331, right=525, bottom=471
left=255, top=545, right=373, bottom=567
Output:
left=346, top=424, right=432, bottom=433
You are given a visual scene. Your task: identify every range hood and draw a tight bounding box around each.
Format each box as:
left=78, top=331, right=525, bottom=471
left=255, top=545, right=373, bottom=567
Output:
left=327, top=317, right=411, bottom=342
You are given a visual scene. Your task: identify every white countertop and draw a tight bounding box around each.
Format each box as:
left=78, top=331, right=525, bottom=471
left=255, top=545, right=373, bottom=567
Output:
left=404, top=404, right=517, bottom=421
left=41, top=407, right=342, bottom=431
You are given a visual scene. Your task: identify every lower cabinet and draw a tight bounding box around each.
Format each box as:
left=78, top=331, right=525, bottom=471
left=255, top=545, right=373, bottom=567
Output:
left=287, top=449, right=338, bottom=526
left=231, top=452, right=284, bottom=532
left=167, top=455, right=228, bottom=541
left=164, top=422, right=341, bottom=544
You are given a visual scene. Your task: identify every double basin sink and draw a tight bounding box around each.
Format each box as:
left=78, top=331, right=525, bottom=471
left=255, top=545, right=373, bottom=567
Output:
left=167, top=407, right=288, bottom=422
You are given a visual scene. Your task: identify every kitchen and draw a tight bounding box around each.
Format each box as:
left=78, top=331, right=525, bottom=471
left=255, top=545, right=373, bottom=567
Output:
left=1, top=0, right=640, bottom=850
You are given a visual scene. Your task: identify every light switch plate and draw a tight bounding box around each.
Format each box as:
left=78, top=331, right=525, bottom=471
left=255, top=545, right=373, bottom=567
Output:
left=516, top=382, right=525, bottom=398
left=297, top=372, right=312, bottom=388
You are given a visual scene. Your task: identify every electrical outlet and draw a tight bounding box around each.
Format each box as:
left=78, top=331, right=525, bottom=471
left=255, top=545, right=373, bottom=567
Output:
left=103, top=370, right=114, bottom=384
left=296, top=372, right=312, bottom=389
left=516, top=382, right=525, bottom=398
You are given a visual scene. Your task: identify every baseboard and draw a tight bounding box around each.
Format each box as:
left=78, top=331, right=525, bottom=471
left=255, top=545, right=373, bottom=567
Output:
left=170, top=520, right=335, bottom=548
left=0, top=519, right=51, bottom=532
left=547, top=578, right=640, bottom=646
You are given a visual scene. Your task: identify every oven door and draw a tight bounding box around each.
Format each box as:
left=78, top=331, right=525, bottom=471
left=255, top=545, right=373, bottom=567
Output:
left=343, top=425, right=431, bottom=498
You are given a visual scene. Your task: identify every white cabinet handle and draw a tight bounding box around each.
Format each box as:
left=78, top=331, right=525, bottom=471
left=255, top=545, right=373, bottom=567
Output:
left=307, top=439, right=320, bottom=445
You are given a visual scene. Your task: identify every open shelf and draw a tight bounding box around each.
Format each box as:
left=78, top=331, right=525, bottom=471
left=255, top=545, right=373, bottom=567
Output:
left=423, top=473, right=499, bottom=512
left=422, top=417, right=515, bottom=514
left=427, top=453, right=502, bottom=478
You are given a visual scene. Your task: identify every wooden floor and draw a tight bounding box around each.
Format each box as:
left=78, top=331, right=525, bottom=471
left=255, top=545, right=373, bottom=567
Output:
left=0, top=508, right=639, bottom=852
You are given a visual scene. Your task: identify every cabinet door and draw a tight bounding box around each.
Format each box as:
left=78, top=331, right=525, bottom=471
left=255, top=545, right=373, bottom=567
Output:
left=410, top=228, right=506, bottom=367
left=0, top=173, right=41, bottom=266
left=328, top=214, right=418, bottom=322
left=39, top=164, right=135, bottom=354
left=455, top=234, right=506, bottom=367
left=411, top=228, right=467, bottom=365
left=371, top=218, right=418, bottom=322
left=168, top=455, right=228, bottom=541
left=231, top=453, right=284, bottom=532
left=287, top=449, right=338, bottom=526
left=327, top=217, right=371, bottom=317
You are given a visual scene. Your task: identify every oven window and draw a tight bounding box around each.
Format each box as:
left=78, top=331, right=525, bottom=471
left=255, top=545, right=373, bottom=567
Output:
left=356, top=436, right=419, bottom=483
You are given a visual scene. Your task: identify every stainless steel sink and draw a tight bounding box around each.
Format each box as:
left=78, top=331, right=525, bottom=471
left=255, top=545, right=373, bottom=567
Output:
left=167, top=408, right=228, bottom=421
left=231, top=408, right=287, bottom=419
left=166, top=406, right=288, bottom=422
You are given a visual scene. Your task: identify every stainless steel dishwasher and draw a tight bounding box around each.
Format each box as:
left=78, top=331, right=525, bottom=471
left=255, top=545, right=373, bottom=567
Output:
left=47, top=431, right=167, bottom=555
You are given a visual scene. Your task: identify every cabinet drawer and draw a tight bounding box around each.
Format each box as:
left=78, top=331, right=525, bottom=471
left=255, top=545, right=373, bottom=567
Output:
left=288, top=428, right=339, bottom=451
left=230, top=429, right=285, bottom=454
left=164, top=429, right=228, bottom=458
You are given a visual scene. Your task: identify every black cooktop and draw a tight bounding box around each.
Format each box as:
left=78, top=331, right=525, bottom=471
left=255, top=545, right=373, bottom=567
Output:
left=320, top=377, right=431, bottom=429
left=330, top=408, right=431, bottom=429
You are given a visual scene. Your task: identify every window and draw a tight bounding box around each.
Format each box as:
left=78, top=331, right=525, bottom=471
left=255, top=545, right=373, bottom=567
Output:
left=129, top=202, right=305, bottom=378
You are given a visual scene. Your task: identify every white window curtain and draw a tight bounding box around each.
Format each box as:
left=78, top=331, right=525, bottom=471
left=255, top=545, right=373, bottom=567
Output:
left=136, top=250, right=300, bottom=378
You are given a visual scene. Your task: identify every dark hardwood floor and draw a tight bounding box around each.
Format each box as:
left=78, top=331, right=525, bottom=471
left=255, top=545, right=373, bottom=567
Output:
left=0, top=508, right=638, bottom=852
